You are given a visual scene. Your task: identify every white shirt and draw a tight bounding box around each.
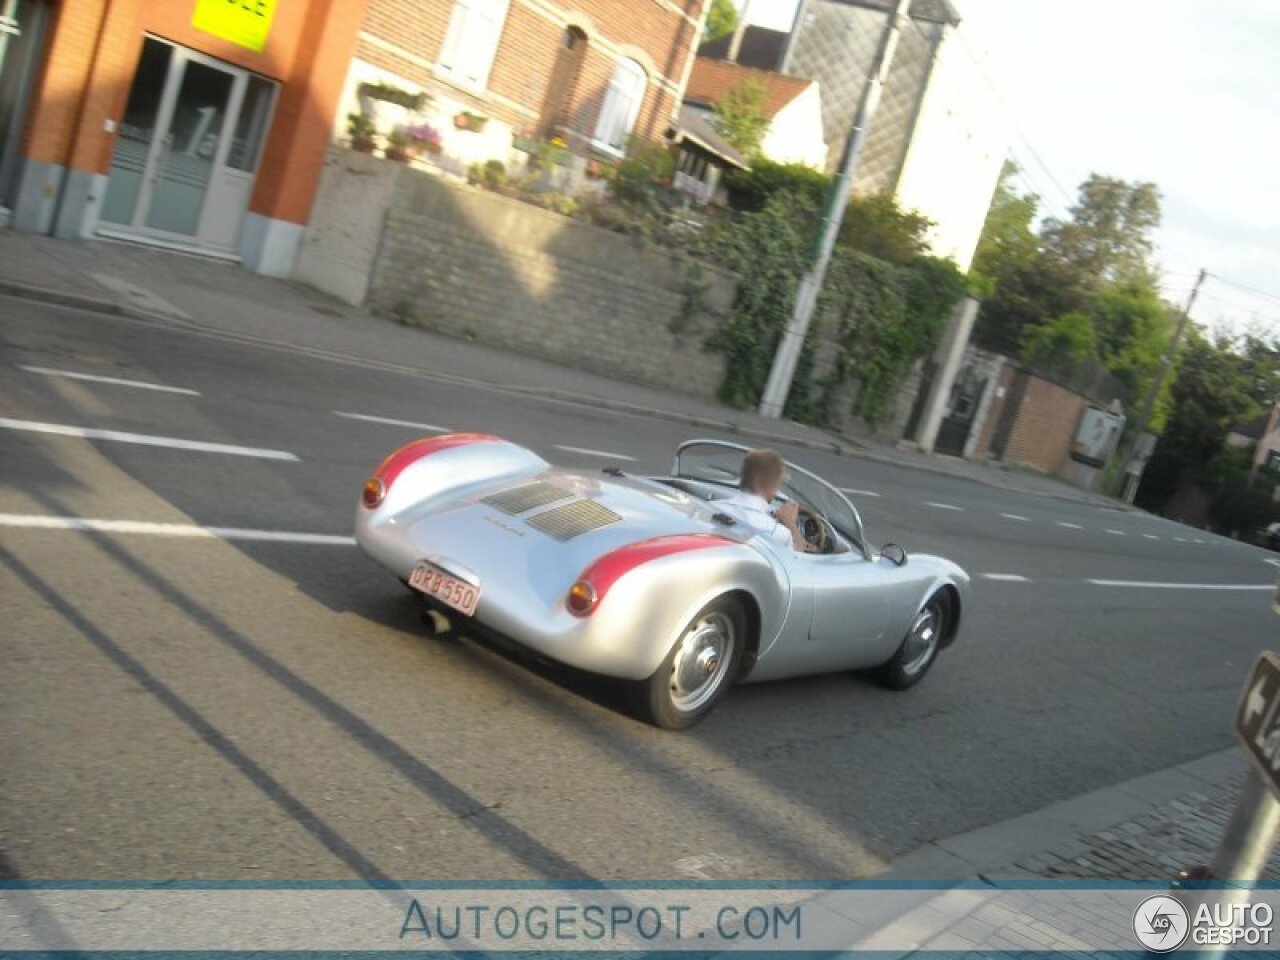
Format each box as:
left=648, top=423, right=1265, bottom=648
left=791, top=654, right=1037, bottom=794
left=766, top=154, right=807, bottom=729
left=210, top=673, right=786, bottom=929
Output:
left=719, top=491, right=793, bottom=548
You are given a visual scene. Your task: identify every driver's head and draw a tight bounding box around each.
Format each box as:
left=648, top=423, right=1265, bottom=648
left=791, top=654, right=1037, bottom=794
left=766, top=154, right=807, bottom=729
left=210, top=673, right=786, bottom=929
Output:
left=740, top=449, right=786, bottom=501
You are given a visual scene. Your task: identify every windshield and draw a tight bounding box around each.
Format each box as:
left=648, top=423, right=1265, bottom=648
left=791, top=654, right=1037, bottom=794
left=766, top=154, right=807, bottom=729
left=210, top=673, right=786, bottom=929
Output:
left=673, top=440, right=867, bottom=551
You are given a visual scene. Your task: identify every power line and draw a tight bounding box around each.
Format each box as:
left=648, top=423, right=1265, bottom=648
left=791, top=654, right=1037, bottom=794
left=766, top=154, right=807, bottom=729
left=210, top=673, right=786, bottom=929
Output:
left=1208, top=273, right=1280, bottom=308
left=1198, top=289, right=1280, bottom=318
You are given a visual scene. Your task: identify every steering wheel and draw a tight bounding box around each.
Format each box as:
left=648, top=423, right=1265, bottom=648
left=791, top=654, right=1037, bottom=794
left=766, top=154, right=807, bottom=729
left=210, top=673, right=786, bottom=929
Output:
left=795, top=506, right=829, bottom=554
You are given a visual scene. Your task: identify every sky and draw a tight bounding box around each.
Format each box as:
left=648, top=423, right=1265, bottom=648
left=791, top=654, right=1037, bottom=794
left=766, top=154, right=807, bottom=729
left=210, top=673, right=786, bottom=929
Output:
left=738, top=0, right=1280, bottom=336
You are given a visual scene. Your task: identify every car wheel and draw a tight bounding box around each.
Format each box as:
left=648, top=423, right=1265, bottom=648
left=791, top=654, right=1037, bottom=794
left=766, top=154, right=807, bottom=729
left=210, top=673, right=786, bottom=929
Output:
left=873, top=592, right=947, bottom=690
left=631, top=596, right=745, bottom=730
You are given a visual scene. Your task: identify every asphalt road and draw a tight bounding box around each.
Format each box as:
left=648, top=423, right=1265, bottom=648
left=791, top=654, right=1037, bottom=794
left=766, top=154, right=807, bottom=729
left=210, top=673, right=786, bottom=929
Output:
left=2, top=296, right=1277, bottom=882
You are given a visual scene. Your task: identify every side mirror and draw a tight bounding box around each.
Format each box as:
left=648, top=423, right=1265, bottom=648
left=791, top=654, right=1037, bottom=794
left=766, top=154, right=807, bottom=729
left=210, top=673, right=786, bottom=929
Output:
left=881, top=543, right=908, bottom=567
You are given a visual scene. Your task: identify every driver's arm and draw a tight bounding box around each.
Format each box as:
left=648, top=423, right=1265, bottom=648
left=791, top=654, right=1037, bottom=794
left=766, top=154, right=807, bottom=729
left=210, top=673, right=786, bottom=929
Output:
left=774, top=501, right=808, bottom=552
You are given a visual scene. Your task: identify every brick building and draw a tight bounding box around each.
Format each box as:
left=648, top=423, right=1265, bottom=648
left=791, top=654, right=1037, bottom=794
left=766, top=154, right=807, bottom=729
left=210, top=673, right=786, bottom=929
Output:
left=1, top=0, right=368, bottom=274
left=0, top=0, right=707, bottom=277
left=342, top=0, right=707, bottom=178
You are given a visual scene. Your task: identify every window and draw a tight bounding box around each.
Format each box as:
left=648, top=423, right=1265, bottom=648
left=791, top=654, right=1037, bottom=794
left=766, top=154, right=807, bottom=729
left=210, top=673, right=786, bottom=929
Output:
left=592, top=58, right=645, bottom=153
left=437, top=0, right=509, bottom=91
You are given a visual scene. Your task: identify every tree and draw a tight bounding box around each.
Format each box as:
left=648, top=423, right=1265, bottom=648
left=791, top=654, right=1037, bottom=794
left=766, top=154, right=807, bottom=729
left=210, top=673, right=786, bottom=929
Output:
left=703, top=0, right=739, bottom=42
left=1019, top=311, right=1097, bottom=374
left=1041, top=174, right=1161, bottom=286
left=970, top=160, right=1039, bottom=296
left=712, top=77, right=770, bottom=156
left=1089, top=281, right=1174, bottom=419
left=1136, top=330, right=1277, bottom=513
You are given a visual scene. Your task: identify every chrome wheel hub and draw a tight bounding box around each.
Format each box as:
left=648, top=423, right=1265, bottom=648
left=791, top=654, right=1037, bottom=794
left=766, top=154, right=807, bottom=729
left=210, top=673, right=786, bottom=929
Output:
left=670, top=612, right=735, bottom=713
left=901, top=606, right=939, bottom=677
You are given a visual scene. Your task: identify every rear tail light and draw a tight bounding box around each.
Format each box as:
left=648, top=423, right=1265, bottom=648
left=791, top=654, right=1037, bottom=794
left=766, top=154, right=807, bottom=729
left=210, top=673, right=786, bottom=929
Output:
left=566, top=581, right=598, bottom=616
left=362, top=476, right=386, bottom=509
left=567, top=534, right=734, bottom=617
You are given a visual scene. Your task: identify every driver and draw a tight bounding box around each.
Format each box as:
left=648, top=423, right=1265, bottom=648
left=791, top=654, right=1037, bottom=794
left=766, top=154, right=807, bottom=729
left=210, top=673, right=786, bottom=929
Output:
left=719, top=448, right=808, bottom=551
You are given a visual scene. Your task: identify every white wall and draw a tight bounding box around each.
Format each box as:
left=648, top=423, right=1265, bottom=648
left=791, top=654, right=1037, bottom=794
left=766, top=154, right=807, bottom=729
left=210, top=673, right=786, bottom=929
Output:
left=337, top=59, right=518, bottom=171
left=893, top=25, right=1009, bottom=271
left=760, top=83, right=827, bottom=169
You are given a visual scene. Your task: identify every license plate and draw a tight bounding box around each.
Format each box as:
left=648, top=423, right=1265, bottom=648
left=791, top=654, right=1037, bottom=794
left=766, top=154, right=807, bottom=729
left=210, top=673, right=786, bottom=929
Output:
left=408, top=561, right=480, bottom=617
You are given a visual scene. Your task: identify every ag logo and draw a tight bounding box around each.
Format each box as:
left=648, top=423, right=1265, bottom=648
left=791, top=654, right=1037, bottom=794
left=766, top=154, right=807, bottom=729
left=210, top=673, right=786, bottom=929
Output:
left=1133, top=895, right=1190, bottom=952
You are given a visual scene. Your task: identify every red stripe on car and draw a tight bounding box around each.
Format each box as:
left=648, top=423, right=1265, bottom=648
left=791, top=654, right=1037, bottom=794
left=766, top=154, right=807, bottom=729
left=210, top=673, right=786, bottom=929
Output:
left=373, top=433, right=502, bottom=488
left=571, top=533, right=738, bottom=615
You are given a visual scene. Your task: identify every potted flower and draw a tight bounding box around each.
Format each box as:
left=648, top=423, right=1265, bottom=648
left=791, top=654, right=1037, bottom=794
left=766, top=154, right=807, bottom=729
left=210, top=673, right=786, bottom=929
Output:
left=454, top=110, right=489, bottom=133
left=402, top=123, right=443, bottom=155
left=548, top=135, right=572, bottom=167
left=347, top=112, right=378, bottom=154
left=385, top=127, right=413, bottom=163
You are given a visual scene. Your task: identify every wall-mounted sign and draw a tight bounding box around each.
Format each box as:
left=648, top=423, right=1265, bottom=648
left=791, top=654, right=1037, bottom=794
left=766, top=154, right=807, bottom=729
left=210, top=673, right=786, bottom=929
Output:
left=1071, top=406, right=1125, bottom=468
left=192, top=0, right=276, bottom=53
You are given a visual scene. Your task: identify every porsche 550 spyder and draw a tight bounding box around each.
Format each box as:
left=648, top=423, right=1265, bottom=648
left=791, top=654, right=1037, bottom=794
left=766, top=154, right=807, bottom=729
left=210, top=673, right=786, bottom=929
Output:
left=355, top=434, right=970, bottom=729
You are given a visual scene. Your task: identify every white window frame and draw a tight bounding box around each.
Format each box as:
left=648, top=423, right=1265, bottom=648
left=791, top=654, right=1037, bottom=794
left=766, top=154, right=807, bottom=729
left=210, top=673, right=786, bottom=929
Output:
left=591, top=57, right=647, bottom=156
left=436, top=0, right=510, bottom=93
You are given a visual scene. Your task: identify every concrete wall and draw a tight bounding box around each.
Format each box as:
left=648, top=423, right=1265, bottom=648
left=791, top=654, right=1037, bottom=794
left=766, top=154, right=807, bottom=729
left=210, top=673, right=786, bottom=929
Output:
left=295, top=147, right=733, bottom=400
left=294, top=148, right=401, bottom=305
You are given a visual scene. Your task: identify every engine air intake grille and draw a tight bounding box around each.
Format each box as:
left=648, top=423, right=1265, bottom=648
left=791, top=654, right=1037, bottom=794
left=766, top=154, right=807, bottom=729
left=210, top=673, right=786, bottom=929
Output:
left=482, top=482, right=573, bottom=515
left=527, top=499, right=622, bottom=541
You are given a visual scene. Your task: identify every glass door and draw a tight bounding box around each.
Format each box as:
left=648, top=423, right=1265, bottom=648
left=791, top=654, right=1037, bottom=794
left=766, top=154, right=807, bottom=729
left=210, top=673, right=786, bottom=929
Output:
left=101, top=37, right=275, bottom=252
left=143, top=54, right=236, bottom=236
left=0, top=0, right=50, bottom=211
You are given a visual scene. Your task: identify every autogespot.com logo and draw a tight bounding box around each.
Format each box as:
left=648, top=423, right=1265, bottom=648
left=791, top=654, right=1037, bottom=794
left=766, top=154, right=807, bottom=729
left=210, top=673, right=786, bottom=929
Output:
left=1133, top=895, right=1190, bottom=952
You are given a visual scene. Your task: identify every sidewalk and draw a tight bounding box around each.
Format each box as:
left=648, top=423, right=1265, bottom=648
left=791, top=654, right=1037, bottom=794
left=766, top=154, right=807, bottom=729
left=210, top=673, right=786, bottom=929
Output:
left=0, top=231, right=1121, bottom=508
left=822, top=747, right=1280, bottom=953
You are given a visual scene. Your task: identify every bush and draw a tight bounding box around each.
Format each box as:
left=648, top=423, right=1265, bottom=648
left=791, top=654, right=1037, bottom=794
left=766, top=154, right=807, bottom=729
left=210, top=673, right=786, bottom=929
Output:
left=725, top=157, right=830, bottom=212
left=609, top=141, right=676, bottom=207
left=696, top=186, right=965, bottom=425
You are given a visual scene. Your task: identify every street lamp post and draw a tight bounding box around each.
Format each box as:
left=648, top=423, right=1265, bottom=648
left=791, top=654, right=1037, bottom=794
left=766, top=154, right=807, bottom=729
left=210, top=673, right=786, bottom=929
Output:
left=757, top=0, right=912, bottom=419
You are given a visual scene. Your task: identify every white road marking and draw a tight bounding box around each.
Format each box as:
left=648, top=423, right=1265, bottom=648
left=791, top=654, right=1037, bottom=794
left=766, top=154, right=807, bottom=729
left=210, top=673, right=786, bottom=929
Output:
left=20, top=364, right=200, bottom=396
left=1087, top=578, right=1272, bottom=591
left=0, top=417, right=298, bottom=460
left=1105, top=529, right=1126, bottom=536
left=1193, top=538, right=1207, bottom=544
left=0, top=514, right=353, bottom=545
left=553, top=444, right=636, bottom=461
left=1057, top=521, right=1083, bottom=530
left=982, top=573, right=1029, bottom=582
left=334, top=410, right=449, bottom=432
left=840, top=488, right=881, bottom=498
left=1000, top=513, right=1029, bottom=522
left=1265, top=559, right=1280, bottom=569
left=925, top=502, right=963, bottom=511
left=1174, top=536, right=1187, bottom=542
left=1143, top=534, right=1161, bottom=540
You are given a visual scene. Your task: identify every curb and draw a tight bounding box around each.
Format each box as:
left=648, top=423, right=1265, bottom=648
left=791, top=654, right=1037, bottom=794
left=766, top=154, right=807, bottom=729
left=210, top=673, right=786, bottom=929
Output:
left=1, top=276, right=1120, bottom=509
left=0, top=278, right=131, bottom=318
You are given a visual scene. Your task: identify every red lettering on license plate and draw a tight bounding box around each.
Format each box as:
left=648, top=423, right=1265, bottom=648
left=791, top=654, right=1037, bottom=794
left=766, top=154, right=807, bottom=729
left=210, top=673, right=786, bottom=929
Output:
left=408, top=562, right=480, bottom=616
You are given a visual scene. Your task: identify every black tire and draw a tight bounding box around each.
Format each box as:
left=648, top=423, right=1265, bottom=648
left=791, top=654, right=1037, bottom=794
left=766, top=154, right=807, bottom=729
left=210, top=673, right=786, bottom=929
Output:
left=872, top=591, right=948, bottom=690
left=630, top=596, right=746, bottom=730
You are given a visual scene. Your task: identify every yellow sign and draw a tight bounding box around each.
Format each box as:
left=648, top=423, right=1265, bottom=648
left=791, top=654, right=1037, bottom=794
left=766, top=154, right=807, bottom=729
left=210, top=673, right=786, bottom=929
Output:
left=192, top=0, right=277, bottom=53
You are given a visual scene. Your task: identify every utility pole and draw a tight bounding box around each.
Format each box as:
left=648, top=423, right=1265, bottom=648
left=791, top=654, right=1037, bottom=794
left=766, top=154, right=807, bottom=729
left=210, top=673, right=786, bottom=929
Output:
left=1109, top=268, right=1207, bottom=497
left=758, top=0, right=911, bottom=419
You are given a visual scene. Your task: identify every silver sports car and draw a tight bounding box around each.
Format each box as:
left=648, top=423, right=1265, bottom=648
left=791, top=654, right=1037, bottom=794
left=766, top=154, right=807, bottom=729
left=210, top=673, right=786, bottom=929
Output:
left=355, top=434, right=970, bottom=729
